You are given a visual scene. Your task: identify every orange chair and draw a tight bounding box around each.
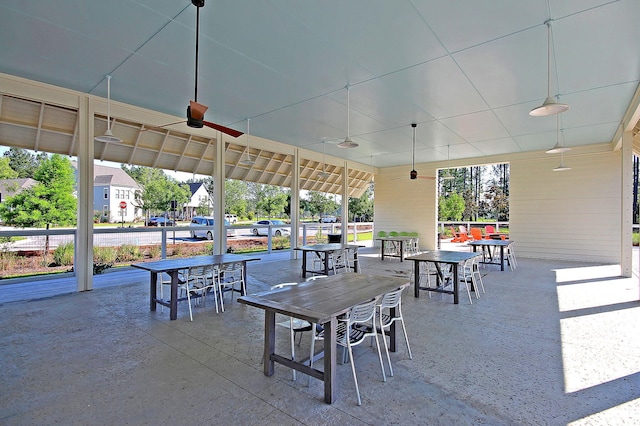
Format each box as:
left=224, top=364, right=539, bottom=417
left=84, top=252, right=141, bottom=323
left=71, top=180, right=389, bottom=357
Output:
left=469, top=227, right=485, bottom=241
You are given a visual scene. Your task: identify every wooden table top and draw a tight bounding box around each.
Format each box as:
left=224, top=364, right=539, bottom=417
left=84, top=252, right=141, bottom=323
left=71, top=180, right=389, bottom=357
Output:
left=238, top=274, right=409, bottom=325
left=405, top=250, right=480, bottom=264
left=131, top=254, right=261, bottom=273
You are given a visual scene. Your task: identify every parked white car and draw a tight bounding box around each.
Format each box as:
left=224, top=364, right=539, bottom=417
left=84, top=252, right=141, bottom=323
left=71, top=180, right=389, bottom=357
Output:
left=224, top=214, right=238, bottom=224
left=251, top=220, right=290, bottom=237
left=319, top=215, right=338, bottom=223
left=190, top=216, right=233, bottom=239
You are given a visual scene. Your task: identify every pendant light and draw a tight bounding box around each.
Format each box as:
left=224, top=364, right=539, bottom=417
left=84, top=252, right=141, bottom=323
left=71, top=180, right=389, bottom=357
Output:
left=546, top=114, right=571, bottom=154
left=240, top=118, right=255, bottom=165
left=410, top=123, right=418, bottom=179
left=442, top=144, right=454, bottom=180
left=94, top=75, right=123, bottom=143
left=552, top=126, right=571, bottom=171
left=337, top=85, right=359, bottom=148
left=529, top=20, right=569, bottom=117
left=318, top=139, right=330, bottom=178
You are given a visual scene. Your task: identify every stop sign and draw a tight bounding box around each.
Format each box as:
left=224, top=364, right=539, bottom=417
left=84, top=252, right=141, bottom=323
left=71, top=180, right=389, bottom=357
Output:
left=119, top=201, right=127, bottom=209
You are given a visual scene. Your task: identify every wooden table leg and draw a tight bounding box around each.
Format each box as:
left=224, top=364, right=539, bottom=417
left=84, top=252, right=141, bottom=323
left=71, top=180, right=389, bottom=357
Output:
left=323, top=252, right=329, bottom=276
left=264, top=310, right=276, bottom=376
left=323, top=317, right=336, bottom=404
left=413, top=261, right=420, bottom=298
left=381, top=240, right=386, bottom=261
left=301, top=251, right=308, bottom=278
left=389, top=306, right=397, bottom=352
left=453, top=263, right=459, bottom=304
left=170, top=270, right=179, bottom=320
left=150, top=272, right=157, bottom=312
left=500, top=246, right=505, bottom=271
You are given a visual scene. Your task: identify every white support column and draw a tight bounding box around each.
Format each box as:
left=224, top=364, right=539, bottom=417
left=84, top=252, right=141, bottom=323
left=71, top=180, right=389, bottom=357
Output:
left=76, top=95, right=94, bottom=291
left=291, top=148, right=300, bottom=259
left=621, top=130, right=633, bottom=278
left=341, top=161, right=349, bottom=241
left=213, top=133, right=225, bottom=255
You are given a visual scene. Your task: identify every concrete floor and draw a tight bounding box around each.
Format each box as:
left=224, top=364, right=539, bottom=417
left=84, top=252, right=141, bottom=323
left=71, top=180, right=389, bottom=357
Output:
left=1, top=244, right=639, bottom=425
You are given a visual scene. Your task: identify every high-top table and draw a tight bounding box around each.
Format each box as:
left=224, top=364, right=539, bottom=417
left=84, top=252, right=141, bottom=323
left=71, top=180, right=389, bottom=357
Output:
left=375, top=236, right=416, bottom=262
left=294, top=243, right=363, bottom=278
left=238, top=274, right=409, bottom=404
left=406, top=251, right=481, bottom=303
left=132, top=254, right=261, bottom=320
left=467, top=239, right=513, bottom=271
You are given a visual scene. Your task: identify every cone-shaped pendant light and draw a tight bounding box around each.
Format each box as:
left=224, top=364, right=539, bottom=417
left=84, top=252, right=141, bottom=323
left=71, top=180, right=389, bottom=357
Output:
left=529, top=20, right=569, bottom=117
left=95, top=75, right=123, bottom=143
left=337, top=86, right=359, bottom=148
left=546, top=114, right=571, bottom=154
left=240, top=118, right=255, bottom=165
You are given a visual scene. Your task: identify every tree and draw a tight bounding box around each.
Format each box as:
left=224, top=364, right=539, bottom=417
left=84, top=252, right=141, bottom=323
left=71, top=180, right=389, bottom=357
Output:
left=348, top=186, right=374, bottom=220
left=255, top=185, right=288, bottom=218
left=3, top=147, right=47, bottom=178
left=0, top=157, right=18, bottom=179
left=438, top=193, right=465, bottom=221
left=0, top=154, right=77, bottom=252
left=304, top=191, right=338, bottom=220
left=225, top=179, right=248, bottom=217
left=124, top=166, right=190, bottom=217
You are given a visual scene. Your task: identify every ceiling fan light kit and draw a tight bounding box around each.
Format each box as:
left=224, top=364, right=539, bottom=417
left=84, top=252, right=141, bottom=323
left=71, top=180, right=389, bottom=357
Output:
left=337, top=86, right=359, bottom=148
left=529, top=20, right=569, bottom=117
left=94, top=75, right=123, bottom=143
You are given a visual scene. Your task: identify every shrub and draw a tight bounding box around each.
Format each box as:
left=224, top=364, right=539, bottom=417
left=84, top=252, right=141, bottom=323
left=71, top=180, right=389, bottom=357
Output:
left=53, top=242, right=74, bottom=266
left=0, top=251, right=18, bottom=271
left=147, top=245, right=161, bottom=259
left=116, top=244, right=143, bottom=262
left=94, top=246, right=117, bottom=264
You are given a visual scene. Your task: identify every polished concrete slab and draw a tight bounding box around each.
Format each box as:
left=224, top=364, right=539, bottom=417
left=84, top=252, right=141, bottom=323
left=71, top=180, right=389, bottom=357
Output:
left=1, top=245, right=639, bottom=425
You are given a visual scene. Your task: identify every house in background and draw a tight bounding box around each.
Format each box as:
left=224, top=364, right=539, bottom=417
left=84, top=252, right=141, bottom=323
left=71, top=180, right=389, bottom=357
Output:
left=73, top=162, right=142, bottom=223
left=0, top=178, right=37, bottom=204
left=184, top=182, right=211, bottom=220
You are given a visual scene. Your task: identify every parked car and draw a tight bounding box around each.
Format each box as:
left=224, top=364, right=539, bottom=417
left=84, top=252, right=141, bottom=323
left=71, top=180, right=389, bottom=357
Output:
left=251, top=220, right=291, bottom=237
left=224, top=214, right=238, bottom=224
left=190, top=216, right=232, bottom=239
left=146, top=217, right=175, bottom=226
left=319, top=215, right=338, bottom=223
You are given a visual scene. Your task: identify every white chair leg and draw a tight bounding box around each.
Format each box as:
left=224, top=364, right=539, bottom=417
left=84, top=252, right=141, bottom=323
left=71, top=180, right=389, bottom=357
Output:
left=289, top=317, right=296, bottom=381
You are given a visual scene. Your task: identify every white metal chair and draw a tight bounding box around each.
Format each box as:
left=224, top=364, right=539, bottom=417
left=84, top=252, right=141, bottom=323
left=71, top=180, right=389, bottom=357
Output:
left=181, top=265, right=217, bottom=321
left=470, top=255, right=485, bottom=294
left=270, top=282, right=301, bottom=380
left=314, top=298, right=387, bottom=406
left=377, top=287, right=412, bottom=376
left=217, top=262, right=245, bottom=312
left=331, top=249, right=352, bottom=274
left=506, top=242, right=517, bottom=270
left=460, top=258, right=478, bottom=303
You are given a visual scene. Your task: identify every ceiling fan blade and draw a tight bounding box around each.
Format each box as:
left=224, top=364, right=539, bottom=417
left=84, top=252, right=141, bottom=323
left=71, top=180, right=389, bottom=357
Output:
left=203, top=120, right=244, bottom=138
left=189, top=100, right=208, bottom=120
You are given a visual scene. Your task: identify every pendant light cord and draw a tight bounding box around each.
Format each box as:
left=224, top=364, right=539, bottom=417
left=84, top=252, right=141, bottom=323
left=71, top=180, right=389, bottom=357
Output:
left=194, top=5, right=200, bottom=102
left=106, top=75, right=112, bottom=131
left=546, top=20, right=552, bottom=98
left=346, top=85, right=351, bottom=138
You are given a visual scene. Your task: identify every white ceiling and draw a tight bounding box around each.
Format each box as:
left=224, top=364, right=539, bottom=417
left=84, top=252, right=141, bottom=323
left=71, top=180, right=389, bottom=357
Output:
left=0, top=0, right=639, bottom=168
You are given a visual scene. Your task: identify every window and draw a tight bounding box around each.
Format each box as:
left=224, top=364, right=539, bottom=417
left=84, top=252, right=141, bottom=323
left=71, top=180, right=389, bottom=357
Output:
left=103, top=205, right=108, bottom=215
left=103, top=188, right=108, bottom=199
left=115, top=189, right=120, bottom=199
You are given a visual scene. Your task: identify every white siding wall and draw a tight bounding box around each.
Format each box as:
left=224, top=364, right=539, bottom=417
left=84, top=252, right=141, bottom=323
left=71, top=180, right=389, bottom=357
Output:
left=374, top=168, right=438, bottom=251
left=510, top=150, right=621, bottom=263
left=375, top=146, right=624, bottom=263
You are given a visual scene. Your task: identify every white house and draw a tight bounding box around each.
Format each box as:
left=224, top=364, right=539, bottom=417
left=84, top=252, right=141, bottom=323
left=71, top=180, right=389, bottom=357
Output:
left=184, top=182, right=211, bottom=219
left=73, top=162, right=142, bottom=223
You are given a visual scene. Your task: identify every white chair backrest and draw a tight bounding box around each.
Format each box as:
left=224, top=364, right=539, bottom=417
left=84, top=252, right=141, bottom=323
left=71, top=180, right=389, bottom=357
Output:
left=305, top=275, right=328, bottom=282
left=271, top=282, right=298, bottom=290
left=349, top=299, right=377, bottom=324
left=379, top=288, right=403, bottom=309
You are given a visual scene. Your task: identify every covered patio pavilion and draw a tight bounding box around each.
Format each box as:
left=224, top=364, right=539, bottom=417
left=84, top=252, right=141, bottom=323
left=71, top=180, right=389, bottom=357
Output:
left=1, top=243, right=638, bottom=424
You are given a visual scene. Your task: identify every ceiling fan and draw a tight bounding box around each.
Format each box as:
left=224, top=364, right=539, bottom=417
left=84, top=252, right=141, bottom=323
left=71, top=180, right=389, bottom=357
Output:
left=143, top=0, right=243, bottom=138
left=407, top=123, right=435, bottom=181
